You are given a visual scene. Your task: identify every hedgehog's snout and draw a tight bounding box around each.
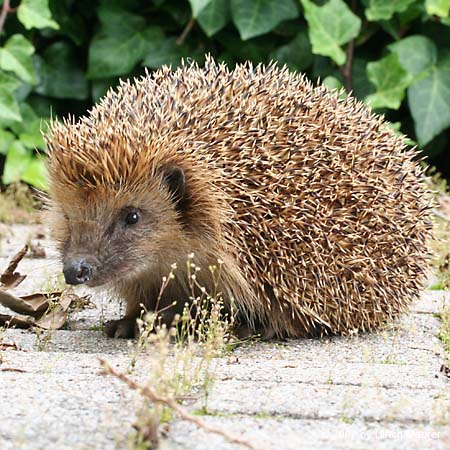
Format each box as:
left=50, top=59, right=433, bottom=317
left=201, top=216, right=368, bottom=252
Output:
left=63, top=259, right=93, bottom=285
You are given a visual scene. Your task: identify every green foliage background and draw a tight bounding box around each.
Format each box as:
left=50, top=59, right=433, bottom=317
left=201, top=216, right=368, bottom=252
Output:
left=0, top=0, right=450, bottom=190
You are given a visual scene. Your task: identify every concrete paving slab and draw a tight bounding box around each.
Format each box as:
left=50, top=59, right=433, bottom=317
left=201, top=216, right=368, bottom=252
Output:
left=0, top=224, right=449, bottom=450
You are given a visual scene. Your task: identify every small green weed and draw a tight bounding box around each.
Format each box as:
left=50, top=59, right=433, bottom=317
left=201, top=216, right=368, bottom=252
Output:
left=113, top=255, right=243, bottom=449
left=438, top=305, right=450, bottom=366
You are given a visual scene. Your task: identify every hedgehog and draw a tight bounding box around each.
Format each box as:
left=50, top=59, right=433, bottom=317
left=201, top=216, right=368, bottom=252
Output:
left=45, top=56, right=433, bottom=339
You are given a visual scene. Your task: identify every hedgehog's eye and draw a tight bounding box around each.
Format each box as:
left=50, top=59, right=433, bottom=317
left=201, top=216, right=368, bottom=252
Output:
left=123, top=209, right=140, bottom=226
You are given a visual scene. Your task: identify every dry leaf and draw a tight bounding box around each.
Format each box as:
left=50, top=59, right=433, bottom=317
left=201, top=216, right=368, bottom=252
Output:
left=0, top=314, right=35, bottom=328
left=0, top=245, right=28, bottom=288
left=0, top=292, right=81, bottom=331
left=35, top=293, right=76, bottom=330
left=0, top=295, right=77, bottom=331
left=0, top=246, right=86, bottom=331
left=0, top=368, right=28, bottom=373
left=0, top=342, right=19, bottom=351
left=0, top=289, right=53, bottom=317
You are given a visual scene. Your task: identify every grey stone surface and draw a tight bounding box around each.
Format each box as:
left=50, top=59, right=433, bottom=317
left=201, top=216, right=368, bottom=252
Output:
left=0, top=224, right=449, bottom=450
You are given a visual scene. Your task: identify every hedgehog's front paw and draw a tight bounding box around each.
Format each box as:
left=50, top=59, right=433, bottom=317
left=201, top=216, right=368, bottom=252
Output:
left=234, top=323, right=276, bottom=340
left=104, top=318, right=138, bottom=338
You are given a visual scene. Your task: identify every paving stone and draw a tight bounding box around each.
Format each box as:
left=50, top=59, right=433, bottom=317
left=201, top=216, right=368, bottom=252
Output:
left=0, top=224, right=448, bottom=450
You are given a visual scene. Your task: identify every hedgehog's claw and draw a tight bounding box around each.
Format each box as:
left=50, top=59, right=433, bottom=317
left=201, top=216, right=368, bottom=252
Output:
left=104, top=318, right=138, bottom=339
left=234, top=323, right=276, bottom=341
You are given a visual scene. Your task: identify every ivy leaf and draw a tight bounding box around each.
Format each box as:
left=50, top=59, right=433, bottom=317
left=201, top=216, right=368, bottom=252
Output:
left=21, top=158, right=48, bottom=190
left=425, top=0, right=450, bottom=17
left=49, top=0, right=87, bottom=45
left=188, top=0, right=213, bottom=17
left=2, top=141, right=31, bottom=185
left=0, top=129, right=15, bottom=155
left=10, top=103, right=37, bottom=136
left=91, top=78, right=119, bottom=103
left=365, top=52, right=412, bottom=109
left=11, top=103, right=47, bottom=150
left=352, top=58, right=375, bottom=99
left=88, top=6, right=163, bottom=78
left=89, top=30, right=155, bottom=77
left=0, top=71, right=22, bottom=92
left=408, top=54, right=450, bottom=146
left=162, top=3, right=191, bottom=25
left=388, top=35, right=437, bottom=77
left=397, top=2, right=424, bottom=27
left=365, top=0, right=416, bottom=21
left=17, top=0, right=59, bottom=30
left=35, top=42, right=88, bottom=100
left=322, top=75, right=343, bottom=91
left=197, top=0, right=230, bottom=36
left=0, top=35, right=35, bottom=84
left=269, top=30, right=312, bottom=72
left=388, top=122, right=417, bottom=146
left=96, top=4, right=146, bottom=32
left=2, top=125, right=47, bottom=188
left=24, top=95, right=52, bottom=120
left=219, top=32, right=274, bottom=62
left=0, top=88, right=21, bottom=123
left=231, top=0, right=299, bottom=40
left=19, top=130, right=45, bottom=150
left=301, top=0, right=361, bottom=66
left=143, top=37, right=197, bottom=68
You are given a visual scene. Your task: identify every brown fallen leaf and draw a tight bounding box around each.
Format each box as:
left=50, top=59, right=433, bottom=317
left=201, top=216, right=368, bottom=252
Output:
left=0, top=342, right=19, bottom=351
left=0, top=314, right=35, bottom=328
left=0, top=246, right=85, bottom=331
left=0, top=368, right=28, bottom=373
left=35, top=293, right=76, bottom=330
left=0, top=245, right=28, bottom=288
left=0, top=292, right=81, bottom=331
left=0, top=289, right=51, bottom=317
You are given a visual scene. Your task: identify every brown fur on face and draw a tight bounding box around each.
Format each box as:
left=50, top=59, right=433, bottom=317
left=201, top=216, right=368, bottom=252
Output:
left=47, top=137, right=254, bottom=338
left=46, top=57, right=433, bottom=339
left=51, top=177, right=184, bottom=286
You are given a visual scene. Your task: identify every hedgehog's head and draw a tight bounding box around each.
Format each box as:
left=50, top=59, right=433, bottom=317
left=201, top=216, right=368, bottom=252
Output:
left=44, top=118, right=215, bottom=288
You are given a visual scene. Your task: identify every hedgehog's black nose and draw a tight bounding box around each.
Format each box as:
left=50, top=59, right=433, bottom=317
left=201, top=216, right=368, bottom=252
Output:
left=63, top=260, right=92, bottom=285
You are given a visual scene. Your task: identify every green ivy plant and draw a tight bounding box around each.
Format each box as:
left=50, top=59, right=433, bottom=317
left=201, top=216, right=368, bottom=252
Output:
left=0, top=0, right=449, bottom=191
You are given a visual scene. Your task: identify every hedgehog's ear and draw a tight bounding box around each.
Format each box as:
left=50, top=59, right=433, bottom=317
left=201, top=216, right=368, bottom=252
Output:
left=162, top=165, right=186, bottom=206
